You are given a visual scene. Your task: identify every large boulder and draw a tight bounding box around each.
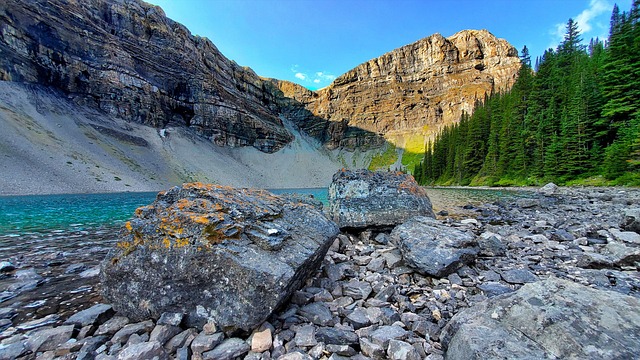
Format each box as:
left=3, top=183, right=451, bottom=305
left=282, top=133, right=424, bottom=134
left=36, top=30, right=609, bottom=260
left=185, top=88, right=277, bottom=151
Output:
left=391, top=217, right=478, bottom=277
left=100, top=183, right=339, bottom=334
left=328, top=169, right=435, bottom=230
left=441, top=277, right=640, bottom=359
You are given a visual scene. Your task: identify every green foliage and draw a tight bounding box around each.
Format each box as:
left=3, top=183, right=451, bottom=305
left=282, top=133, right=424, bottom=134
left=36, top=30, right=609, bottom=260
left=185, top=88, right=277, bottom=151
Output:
left=368, top=143, right=398, bottom=170
left=416, top=8, right=640, bottom=187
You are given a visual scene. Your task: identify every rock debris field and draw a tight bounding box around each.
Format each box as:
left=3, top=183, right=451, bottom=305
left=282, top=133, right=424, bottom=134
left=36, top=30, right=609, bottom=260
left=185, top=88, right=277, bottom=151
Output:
left=0, top=170, right=639, bottom=360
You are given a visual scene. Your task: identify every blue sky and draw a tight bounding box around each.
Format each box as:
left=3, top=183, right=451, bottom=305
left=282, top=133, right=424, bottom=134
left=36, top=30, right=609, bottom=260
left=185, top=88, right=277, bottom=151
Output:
left=146, top=0, right=631, bottom=90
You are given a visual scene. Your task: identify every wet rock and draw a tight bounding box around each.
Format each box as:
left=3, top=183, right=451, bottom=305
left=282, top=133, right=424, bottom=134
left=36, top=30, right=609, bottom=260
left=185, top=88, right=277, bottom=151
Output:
left=117, top=341, right=168, bottom=360
left=391, top=217, right=478, bottom=277
left=101, top=183, right=339, bottom=333
left=441, top=277, right=640, bottom=359
left=328, top=169, right=435, bottom=230
left=25, top=324, right=74, bottom=352
left=202, top=338, right=250, bottom=360
left=64, top=303, right=114, bottom=328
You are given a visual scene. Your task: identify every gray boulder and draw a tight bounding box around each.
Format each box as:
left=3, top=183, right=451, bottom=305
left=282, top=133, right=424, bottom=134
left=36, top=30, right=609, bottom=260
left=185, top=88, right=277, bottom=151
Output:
left=538, top=182, right=558, bottom=196
left=391, top=217, right=478, bottom=277
left=328, top=169, right=434, bottom=230
left=441, top=277, right=640, bottom=359
left=622, top=208, right=640, bottom=233
left=101, top=183, right=339, bottom=334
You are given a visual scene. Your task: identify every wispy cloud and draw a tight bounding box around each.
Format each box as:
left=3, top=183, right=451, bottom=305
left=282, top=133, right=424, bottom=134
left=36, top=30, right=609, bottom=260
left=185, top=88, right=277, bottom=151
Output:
left=549, top=0, right=611, bottom=48
left=290, top=66, right=336, bottom=88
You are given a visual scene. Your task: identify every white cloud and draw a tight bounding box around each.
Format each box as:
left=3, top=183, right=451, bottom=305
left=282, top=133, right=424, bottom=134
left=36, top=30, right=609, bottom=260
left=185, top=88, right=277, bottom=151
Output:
left=549, top=0, right=611, bottom=47
left=315, top=71, right=336, bottom=81
left=313, top=79, right=321, bottom=83
left=295, top=72, right=307, bottom=80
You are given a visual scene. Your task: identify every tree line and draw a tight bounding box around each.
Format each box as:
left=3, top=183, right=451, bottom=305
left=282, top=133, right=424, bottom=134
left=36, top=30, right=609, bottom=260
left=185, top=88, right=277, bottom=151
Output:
left=414, top=1, right=640, bottom=186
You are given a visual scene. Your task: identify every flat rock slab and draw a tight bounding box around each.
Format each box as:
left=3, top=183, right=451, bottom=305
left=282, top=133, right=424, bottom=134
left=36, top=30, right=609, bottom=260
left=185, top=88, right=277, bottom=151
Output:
left=391, top=217, right=478, bottom=277
left=101, top=183, right=338, bottom=334
left=328, top=169, right=435, bottom=230
left=441, top=277, right=640, bottom=359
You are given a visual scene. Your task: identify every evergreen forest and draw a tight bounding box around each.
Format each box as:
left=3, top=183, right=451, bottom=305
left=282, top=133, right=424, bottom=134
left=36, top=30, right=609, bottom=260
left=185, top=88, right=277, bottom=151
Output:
left=414, top=1, right=640, bottom=186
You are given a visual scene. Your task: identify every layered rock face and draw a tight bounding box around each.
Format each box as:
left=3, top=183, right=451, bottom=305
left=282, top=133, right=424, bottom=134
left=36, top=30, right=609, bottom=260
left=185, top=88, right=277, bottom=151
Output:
left=278, top=30, right=520, bottom=151
left=100, top=183, right=339, bottom=334
left=0, top=0, right=292, bottom=152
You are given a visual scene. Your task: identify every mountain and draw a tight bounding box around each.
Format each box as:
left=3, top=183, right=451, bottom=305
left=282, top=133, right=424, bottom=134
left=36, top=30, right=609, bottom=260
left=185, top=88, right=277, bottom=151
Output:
left=0, top=0, right=521, bottom=193
left=275, top=30, right=521, bottom=159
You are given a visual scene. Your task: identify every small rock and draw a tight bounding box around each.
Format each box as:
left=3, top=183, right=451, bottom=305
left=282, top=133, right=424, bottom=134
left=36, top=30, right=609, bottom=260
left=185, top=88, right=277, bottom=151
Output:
left=79, top=266, right=100, bottom=278
left=149, top=324, right=181, bottom=345
left=369, top=325, right=407, bottom=348
left=293, top=324, right=317, bottom=347
left=25, top=325, right=74, bottom=352
left=190, top=332, right=224, bottom=354
left=116, top=341, right=167, bottom=360
left=64, top=263, right=87, bottom=274
left=360, top=338, right=385, bottom=359
left=477, top=282, right=514, bottom=297
left=251, top=327, right=272, bottom=352
left=165, top=328, right=198, bottom=354
left=315, top=327, right=359, bottom=346
left=500, top=268, right=539, bottom=284
left=111, top=320, right=155, bottom=344
left=16, top=314, right=60, bottom=331
left=0, top=262, right=15, bottom=273
left=609, top=228, right=640, bottom=244
left=387, top=339, right=421, bottom=360
left=95, top=316, right=130, bottom=336
left=298, top=302, right=334, bottom=326
left=64, top=304, right=114, bottom=328
left=538, top=183, right=558, bottom=195
left=157, top=312, right=184, bottom=326
left=202, top=338, right=249, bottom=360
left=342, top=280, right=373, bottom=300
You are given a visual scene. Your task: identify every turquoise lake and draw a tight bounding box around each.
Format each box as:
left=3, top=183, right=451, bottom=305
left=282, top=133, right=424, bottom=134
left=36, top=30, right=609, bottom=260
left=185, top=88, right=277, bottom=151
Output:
left=0, top=187, right=528, bottom=237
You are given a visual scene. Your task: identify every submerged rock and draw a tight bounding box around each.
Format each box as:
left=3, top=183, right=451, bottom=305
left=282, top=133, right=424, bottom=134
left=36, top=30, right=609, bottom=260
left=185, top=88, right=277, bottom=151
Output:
left=391, top=217, right=478, bottom=277
left=100, top=183, right=338, bottom=334
left=328, top=169, right=435, bottom=230
left=441, top=277, right=640, bottom=359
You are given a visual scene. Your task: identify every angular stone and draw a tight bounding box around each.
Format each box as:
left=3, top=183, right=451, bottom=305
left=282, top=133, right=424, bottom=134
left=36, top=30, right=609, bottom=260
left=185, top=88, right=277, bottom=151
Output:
left=360, top=338, right=385, bottom=359
left=111, top=320, right=155, bottom=344
left=477, top=232, right=506, bottom=257
left=477, top=282, right=514, bottom=297
left=500, top=268, right=538, bottom=284
left=609, top=228, right=640, bottom=244
left=76, top=335, right=110, bottom=360
left=326, top=344, right=357, bottom=356
left=387, top=339, right=420, bottom=360
left=25, top=325, right=74, bottom=352
left=293, top=324, right=317, bottom=347
left=328, top=169, right=435, bottom=230
left=538, top=183, right=558, bottom=195
left=0, top=262, right=15, bottom=273
left=0, top=340, right=26, bottom=360
left=101, top=184, right=339, bottom=333
left=342, top=280, right=373, bottom=300
left=315, top=327, right=359, bottom=346
left=391, top=217, right=478, bottom=277
left=165, top=328, right=198, bottom=354
left=202, top=338, right=249, bottom=360
left=116, top=341, right=167, bottom=360
left=441, top=277, right=640, bottom=359
left=346, top=308, right=371, bottom=329
left=298, top=302, right=334, bottom=326
left=157, top=312, right=184, bottom=327
left=621, top=208, right=640, bottom=233
left=95, top=316, right=130, bottom=336
left=64, top=304, right=114, bottom=328
left=149, top=324, right=182, bottom=346
left=369, top=325, right=407, bottom=348
left=251, top=327, right=272, bottom=353
left=190, top=332, right=224, bottom=354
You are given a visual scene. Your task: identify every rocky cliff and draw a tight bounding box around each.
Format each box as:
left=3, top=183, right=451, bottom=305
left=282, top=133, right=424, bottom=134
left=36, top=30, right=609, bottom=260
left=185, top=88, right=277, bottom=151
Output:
left=0, top=0, right=292, bottom=153
left=0, top=0, right=520, bottom=160
left=277, top=30, right=521, bottom=155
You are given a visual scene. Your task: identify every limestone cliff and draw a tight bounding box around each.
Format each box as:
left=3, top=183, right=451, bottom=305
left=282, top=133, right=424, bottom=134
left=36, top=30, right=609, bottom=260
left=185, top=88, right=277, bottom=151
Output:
left=276, top=30, right=521, bottom=155
left=0, top=0, right=292, bottom=153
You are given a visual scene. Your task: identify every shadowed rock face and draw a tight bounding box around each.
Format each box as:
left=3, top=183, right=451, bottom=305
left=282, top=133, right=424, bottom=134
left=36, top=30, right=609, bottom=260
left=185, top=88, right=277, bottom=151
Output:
left=100, top=183, right=339, bottom=334
left=0, top=0, right=292, bottom=153
left=275, top=30, right=520, bottom=149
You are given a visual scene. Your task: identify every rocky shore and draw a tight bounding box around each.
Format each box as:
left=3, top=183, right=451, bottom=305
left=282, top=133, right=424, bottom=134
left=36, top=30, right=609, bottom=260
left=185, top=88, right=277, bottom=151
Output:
left=0, top=176, right=639, bottom=359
